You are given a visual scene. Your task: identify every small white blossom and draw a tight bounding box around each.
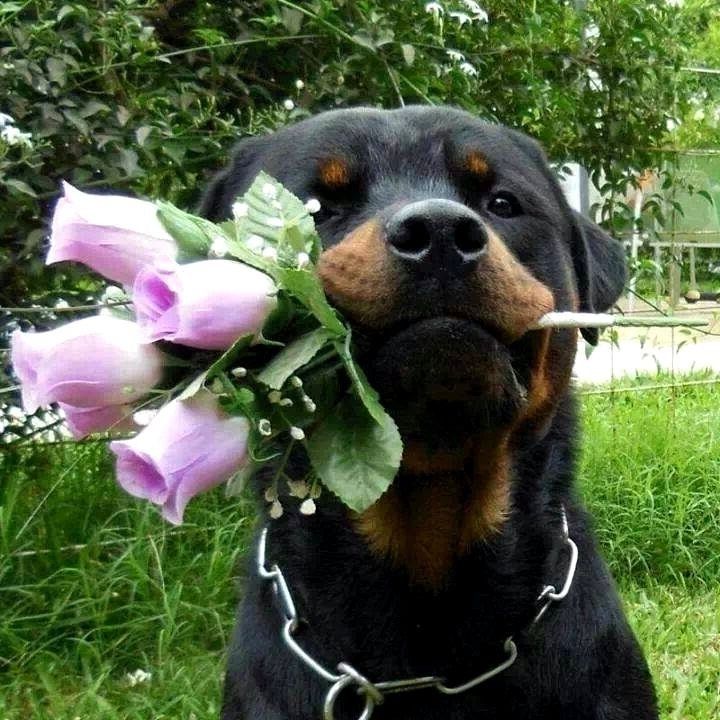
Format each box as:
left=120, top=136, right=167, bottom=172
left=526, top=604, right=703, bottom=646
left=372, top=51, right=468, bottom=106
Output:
left=133, top=409, right=158, bottom=426
left=303, top=397, right=317, bottom=413
left=295, top=79, right=305, bottom=90
left=279, top=398, right=293, bottom=407
left=304, top=198, right=321, bottom=214
left=268, top=390, right=282, bottom=404
left=583, top=23, right=600, bottom=40
left=300, top=498, right=316, bottom=515
left=0, top=112, right=14, bottom=127
left=264, top=484, right=278, bottom=502
left=425, top=2, right=444, bottom=17
left=461, top=0, right=488, bottom=21
left=246, top=234, right=265, bottom=252
left=270, top=499, right=284, bottom=519
left=296, top=252, right=310, bottom=268
left=586, top=68, right=603, bottom=92
left=231, top=366, right=247, bottom=378
left=258, top=418, right=272, bottom=436
left=232, top=201, right=248, bottom=218
left=446, top=49, right=465, bottom=62
left=209, top=235, right=229, bottom=257
left=126, top=669, right=152, bottom=687
left=459, top=62, right=478, bottom=77
left=290, top=376, right=303, bottom=388
left=290, top=426, right=305, bottom=441
left=449, top=11, right=472, bottom=26
left=262, top=182, right=278, bottom=200
left=262, top=246, right=278, bottom=260
left=287, top=479, right=309, bottom=499
left=266, top=217, right=284, bottom=228
left=283, top=98, right=295, bottom=111
left=1, top=125, right=32, bottom=147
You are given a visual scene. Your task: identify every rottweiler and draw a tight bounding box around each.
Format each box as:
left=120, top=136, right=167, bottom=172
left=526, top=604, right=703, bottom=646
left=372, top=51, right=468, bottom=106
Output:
left=200, top=106, right=658, bottom=720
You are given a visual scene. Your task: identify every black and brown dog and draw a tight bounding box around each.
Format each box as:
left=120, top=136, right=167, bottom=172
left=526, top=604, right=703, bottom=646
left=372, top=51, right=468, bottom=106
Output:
left=201, top=107, right=658, bottom=720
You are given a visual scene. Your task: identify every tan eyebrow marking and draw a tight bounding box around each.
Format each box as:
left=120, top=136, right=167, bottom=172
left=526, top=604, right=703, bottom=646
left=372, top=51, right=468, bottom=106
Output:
left=465, top=150, right=490, bottom=177
left=318, top=157, right=351, bottom=188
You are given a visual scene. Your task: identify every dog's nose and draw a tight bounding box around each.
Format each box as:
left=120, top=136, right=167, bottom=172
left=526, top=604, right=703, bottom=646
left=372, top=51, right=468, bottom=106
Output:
left=385, top=199, right=487, bottom=277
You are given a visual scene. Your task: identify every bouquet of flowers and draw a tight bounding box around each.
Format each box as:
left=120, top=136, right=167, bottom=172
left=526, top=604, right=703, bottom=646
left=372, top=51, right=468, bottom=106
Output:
left=10, top=174, right=403, bottom=523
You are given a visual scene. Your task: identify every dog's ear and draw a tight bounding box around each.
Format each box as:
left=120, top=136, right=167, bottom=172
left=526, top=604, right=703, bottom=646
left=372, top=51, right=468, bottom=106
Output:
left=197, top=136, right=266, bottom=220
left=572, top=212, right=627, bottom=345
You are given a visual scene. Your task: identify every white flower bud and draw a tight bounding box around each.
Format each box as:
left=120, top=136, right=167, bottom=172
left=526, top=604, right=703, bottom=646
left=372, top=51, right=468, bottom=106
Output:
left=209, top=235, right=229, bottom=257
left=231, top=367, right=247, bottom=378
left=290, top=376, right=303, bottom=388
left=270, top=499, right=284, bottom=519
left=304, top=198, right=321, bottom=214
left=287, top=479, right=309, bottom=499
left=296, top=252, right=310, bottom=268
left=262, top=182, right=278, bottom=199
left=295, top=79, right=305, bottom=90
left=300, top=498, right=316, bottom=515
left=232, top=201, right=248, bottom=218
left=279, top=398, right=293, bottom=407
left=258, top=419, right=272, bottom=436
left=283, top=99, right=295, bottom=111
left=268, top=390, right=282, bottom=404
left=289, top=426, right=305, bottom=441
left=246, top=234, right=264, bottom=252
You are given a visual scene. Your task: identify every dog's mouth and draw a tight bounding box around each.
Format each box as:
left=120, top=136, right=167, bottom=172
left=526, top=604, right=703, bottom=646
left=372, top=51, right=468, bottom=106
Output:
left=354, top=315, right=537, bottom=442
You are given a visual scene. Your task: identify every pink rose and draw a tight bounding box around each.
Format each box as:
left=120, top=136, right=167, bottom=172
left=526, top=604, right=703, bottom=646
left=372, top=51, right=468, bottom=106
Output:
left=59, top=402, right=136, bottom=439
left=10, top=316, right=164, bottom=413
left=110, top=392, right=249, bottom=524
left=47, top=182, right=177, bottom=285
left=133, top=259, right=277, bottom=350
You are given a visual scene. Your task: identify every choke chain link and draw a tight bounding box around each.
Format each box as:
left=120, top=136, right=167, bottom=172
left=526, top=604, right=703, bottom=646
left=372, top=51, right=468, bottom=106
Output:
left=257, top=506, right=577, bottom=720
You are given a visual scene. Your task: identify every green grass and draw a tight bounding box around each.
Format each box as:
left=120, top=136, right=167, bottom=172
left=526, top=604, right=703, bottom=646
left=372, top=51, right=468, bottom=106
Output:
left=1, top=377, right=719, bottom=718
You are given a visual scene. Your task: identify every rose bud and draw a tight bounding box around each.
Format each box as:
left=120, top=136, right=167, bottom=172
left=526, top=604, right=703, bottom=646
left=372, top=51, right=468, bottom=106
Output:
left=47, top=181, right=177, bottom=285
left=59, top=402, right=136, bottom=439
left=10, top=316, right=164, bottom=413
left=110, top=392, right=249, bottom=524
left=133, top=259, right=277, bottom=350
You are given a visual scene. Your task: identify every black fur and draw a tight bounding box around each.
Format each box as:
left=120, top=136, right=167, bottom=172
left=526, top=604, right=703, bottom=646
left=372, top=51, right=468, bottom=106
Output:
left=202, top=107, right=657, bottom=720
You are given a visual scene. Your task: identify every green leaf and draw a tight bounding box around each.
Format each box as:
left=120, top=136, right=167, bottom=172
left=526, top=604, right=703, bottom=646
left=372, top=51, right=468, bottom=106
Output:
left=401, top=43, right=416, bottom=66
left=4, top=179, right=37, bottom=197
left=276, top=268, right=346, bottom=336
left=156, top=201, right=221, bottom=259
left=335, top=332, right=386, bottom=425
left=225, top=458, right=259, bottom=497
left=307, top=392, right=402, bottom=513
left=235, top=171, right=321, bottom=264
left=257, top=327, right=332, bottom=389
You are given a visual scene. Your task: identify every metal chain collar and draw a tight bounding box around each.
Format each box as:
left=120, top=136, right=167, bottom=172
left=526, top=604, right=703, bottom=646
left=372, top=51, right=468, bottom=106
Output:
left=257, top=507, right=579, bottom=720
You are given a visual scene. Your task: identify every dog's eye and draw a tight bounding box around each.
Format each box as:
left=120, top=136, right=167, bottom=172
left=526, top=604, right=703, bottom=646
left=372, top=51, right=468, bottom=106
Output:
left=487, top=192, right=521, bottom=218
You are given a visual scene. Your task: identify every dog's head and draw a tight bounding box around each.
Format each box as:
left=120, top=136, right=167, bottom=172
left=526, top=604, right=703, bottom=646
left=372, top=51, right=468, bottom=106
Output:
left=202, top=107, right=625, bottom=451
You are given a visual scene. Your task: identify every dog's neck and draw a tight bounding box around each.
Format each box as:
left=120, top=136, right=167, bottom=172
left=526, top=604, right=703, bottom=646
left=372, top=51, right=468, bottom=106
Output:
left=356, top=432, right=513, bottom=589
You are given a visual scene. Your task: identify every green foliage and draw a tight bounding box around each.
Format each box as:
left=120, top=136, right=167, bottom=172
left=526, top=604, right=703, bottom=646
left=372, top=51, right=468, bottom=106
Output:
left=0, top=0, right=697, bottom=313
